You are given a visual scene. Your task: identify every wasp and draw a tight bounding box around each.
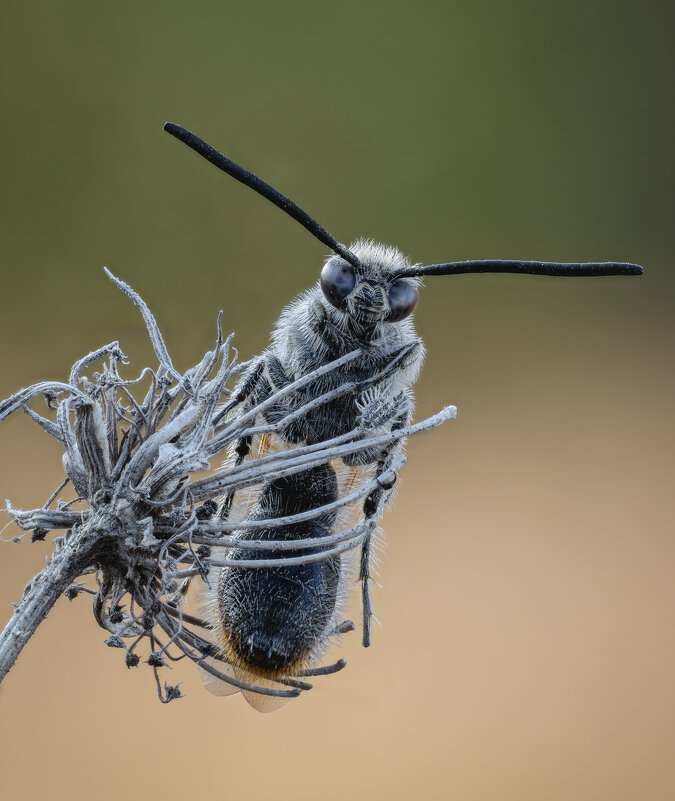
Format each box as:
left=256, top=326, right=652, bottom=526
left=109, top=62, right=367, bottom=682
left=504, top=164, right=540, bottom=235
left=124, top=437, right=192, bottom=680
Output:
left=164, top=123, right=642, bottom=710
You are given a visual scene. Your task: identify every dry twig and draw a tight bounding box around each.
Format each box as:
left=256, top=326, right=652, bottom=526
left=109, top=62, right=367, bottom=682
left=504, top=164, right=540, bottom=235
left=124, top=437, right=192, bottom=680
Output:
left=0, top=271, right=455, bottom=703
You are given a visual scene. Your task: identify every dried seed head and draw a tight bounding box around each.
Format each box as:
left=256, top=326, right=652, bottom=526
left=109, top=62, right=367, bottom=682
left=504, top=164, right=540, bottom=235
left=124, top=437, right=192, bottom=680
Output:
left=0, top=269, right=454, bottom=707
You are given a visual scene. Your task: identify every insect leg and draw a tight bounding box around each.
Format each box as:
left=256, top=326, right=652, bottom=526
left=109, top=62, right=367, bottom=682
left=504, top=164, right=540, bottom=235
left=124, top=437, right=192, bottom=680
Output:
left=359, top=401, right=412, bottom=647
left=213, top=356, right=265, bottom=427
left=264, top=354, right=292, bottom=393
left=358, top=340, right=423, bottom=393
left=217, top=358, right=272, bottom=521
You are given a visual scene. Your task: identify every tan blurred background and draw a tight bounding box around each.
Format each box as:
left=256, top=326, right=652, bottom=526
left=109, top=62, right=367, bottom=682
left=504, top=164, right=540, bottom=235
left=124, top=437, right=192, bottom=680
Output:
left=1, top=2, right=673, bottom=799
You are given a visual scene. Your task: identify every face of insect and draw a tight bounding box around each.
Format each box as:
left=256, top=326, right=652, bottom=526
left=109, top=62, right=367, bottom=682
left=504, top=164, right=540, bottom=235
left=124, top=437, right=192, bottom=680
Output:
left=319, top=240, right=421, bottom=339
left=320, top=240, right=418, bottom=335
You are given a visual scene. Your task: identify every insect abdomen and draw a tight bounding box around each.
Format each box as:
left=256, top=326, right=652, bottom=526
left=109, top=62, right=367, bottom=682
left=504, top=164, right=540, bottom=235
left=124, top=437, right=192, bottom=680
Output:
left=215, top=463, right=341, bottom=676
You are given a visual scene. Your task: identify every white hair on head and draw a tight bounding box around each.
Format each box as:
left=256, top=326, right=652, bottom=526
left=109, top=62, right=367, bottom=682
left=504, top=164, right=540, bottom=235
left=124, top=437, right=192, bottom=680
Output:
left=330, top=238, right=422, bottom=284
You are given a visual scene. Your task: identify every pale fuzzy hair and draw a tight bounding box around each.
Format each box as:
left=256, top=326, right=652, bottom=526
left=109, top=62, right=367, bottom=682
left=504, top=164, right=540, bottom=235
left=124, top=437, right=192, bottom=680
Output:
left=340, top=238, right=422, bottom=284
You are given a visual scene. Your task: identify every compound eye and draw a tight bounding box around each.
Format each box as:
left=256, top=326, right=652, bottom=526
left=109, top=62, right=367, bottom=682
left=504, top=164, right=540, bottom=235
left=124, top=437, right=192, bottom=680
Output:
left=387, top=280, right=418, bottom=322
left=320, top=259, right=356, bottom=308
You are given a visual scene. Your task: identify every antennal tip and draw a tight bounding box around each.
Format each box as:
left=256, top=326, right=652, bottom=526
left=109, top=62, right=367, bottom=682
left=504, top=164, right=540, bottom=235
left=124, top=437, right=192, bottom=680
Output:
left=163, top=121, right=186, bottom=138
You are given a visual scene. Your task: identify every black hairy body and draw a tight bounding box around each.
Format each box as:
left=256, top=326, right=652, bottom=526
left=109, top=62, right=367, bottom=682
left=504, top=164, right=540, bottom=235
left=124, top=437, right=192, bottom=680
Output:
left=215, top=463, right=341, bottom=674
left=210, top=241, right=426, bottom=679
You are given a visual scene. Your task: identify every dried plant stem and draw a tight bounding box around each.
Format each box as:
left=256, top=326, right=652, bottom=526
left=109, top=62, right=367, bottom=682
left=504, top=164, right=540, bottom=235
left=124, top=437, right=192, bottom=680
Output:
left=0, top=270, right=455, bottom=702
left=0, top=524, right=101, bottom=683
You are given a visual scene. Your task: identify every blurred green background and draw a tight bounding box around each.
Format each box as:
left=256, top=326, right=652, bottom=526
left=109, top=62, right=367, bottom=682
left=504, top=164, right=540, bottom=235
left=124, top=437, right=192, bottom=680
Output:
left=1, top=2, right=673, bottom=800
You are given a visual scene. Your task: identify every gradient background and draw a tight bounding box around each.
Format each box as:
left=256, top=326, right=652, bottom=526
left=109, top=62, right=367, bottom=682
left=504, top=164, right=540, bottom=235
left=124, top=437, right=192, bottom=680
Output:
left=1, top=2, right=673, bottom=799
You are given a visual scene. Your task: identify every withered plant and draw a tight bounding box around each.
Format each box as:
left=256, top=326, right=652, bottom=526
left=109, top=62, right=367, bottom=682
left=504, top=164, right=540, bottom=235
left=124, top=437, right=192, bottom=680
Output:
left=0, top=271, right=453, bottom=703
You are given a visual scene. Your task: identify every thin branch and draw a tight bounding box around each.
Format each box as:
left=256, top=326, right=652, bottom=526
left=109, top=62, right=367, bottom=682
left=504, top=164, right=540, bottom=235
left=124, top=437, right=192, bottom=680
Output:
left=0, top=525, right=99, bottom=683
left=104, top=268, right=183, bottom=385
left=0, top=273, right=455, bottom=706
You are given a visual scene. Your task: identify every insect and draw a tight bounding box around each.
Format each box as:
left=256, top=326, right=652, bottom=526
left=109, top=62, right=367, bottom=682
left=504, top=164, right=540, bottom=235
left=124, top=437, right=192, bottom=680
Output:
left=163, top=122, right=642, bottom=710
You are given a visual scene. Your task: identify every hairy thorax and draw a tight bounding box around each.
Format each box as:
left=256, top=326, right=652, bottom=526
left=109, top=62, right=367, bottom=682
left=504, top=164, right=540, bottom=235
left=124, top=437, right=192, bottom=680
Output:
left=259, top=287, right=425, bottom=455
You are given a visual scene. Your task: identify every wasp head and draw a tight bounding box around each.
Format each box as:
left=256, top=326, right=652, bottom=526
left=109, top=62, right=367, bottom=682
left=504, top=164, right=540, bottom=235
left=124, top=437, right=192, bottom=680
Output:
left=320, top=240, right=421, bottom=336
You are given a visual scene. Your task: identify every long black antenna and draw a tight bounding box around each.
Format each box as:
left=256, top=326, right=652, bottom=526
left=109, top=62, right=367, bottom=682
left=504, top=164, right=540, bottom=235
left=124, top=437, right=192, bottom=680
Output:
left=395, top=259, right=643, bottom=279
left=163, top=122, right=361, bottom=269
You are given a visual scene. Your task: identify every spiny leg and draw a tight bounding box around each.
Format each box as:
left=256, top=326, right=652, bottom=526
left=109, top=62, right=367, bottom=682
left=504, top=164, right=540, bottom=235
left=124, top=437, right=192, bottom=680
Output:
left=359, top=401, right=412, bottom=647
left=217, top=361, right=273, bottom=521
left=213, top=357, right=265, bottom=427
left=358, top=341, right=422, bottom=393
